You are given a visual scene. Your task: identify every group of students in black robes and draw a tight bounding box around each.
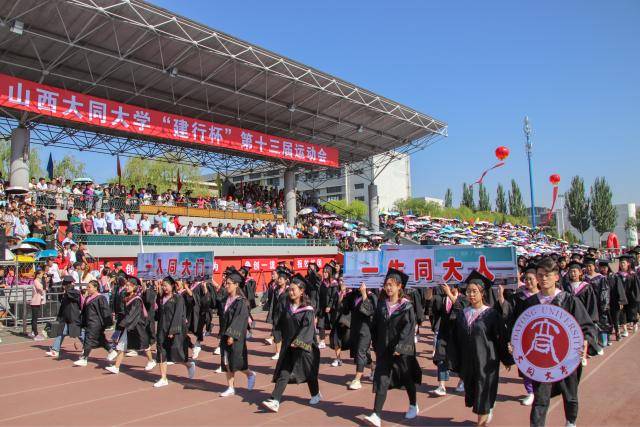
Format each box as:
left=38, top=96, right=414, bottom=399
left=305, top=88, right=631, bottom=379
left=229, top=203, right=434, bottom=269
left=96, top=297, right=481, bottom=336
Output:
left=42, top=248, right=640, bottom=426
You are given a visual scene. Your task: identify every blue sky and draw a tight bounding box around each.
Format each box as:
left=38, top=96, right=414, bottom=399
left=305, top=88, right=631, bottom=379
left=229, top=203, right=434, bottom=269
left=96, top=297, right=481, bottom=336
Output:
left=41, top=0, right=640, bottom=206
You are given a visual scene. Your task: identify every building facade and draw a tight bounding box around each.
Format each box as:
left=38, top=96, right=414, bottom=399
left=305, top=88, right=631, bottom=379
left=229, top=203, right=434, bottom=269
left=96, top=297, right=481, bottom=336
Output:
left=555, top=203, right=638, bottom=248
left=207, top=152, right=411, bottom=214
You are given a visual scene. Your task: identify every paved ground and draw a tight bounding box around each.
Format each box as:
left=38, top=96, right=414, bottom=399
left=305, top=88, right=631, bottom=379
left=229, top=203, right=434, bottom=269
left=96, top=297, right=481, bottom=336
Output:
left=0, top=312, right=638, bottom=426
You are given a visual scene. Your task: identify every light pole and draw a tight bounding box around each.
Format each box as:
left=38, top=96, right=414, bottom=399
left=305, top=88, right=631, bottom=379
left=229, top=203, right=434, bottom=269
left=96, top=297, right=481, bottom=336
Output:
left=523, top=116, right=536, bottom=229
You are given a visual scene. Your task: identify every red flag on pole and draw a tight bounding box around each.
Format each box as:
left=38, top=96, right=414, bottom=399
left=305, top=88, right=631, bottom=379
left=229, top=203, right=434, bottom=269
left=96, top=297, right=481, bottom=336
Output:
left=116, top=155, right=122, bottom=185
left=177, top=169, right=182, bottom=192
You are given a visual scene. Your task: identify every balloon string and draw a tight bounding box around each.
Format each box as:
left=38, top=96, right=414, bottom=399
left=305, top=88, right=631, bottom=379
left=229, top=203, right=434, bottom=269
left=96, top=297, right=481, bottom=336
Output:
left=545, top=186, right=559, bottom=224
left=470, top=161, right=505, bottom=186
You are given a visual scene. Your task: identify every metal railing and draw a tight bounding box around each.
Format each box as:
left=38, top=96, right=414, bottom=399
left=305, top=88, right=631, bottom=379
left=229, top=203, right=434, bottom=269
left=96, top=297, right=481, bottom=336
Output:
left=30, top=191, right=283, bottom=216
left=0, top=286, right=64, bottom=336
left=76, top=234, right=337, bottom=247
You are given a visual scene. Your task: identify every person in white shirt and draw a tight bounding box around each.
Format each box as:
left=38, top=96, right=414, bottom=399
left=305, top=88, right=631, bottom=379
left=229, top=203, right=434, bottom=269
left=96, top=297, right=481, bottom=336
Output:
left=69, top=244, right=78, bottom=263
left=14, top=216, right=30, bottom=238
left=105, top=209, right=116, bottom=233
left=46, top=258, right=61, bottom=286
left=36, top=178, right=48, bottom=192
left=275, top=221, right=285, bottom=239
left=218, top=199, right=227, bottom=210
left=139, top=214, right=151, bottom=234
left=93, top=212, right=107, bottom=234
left=125, top=213, right=138, bottom=234
left=112, top=215, right=124, bottom=234
left=150, top=225, right=163, bottom=236
left=166, top=221, right=177, bottom=236
left=189, top=226, right=200, bottom=237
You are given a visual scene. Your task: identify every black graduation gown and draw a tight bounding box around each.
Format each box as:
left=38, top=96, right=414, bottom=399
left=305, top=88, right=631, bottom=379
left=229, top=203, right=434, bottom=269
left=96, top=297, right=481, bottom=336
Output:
left=241, top=278, right=258, bottom=310
left=272, top=304, right=320, bottom=385
left=112, top=285, right=127, bottom=325
left=329, top=290, right=352, bottom=350
left=449, top=306, right=512, bottom=415
left=564, top=282, right=599, bottom=325
left=518, top=292, right=596, bottom=397
left=54, top=288, right=82, bottom=338
left=405, top=287, right=426, bottom=325
left=143, top=287, right=157, bottom=345
left=220, top=296, right=250, bottom=372
left=195, top=283, right=215, bottom=335
left=117, top=296, right=150, bottom=351
left=182, top=288, right=200, bottom=335
left=617, top=272, right=640, bottom=322
left=585, top=274, right=611, bottom=332
left=346, top=291, right=377, bottom=364
left=156, top=294, right=190, bottom=363
left=81, top=294, right=113, bottom=349
left=266, top=285, right=287, bottom=325
left=317, top=281, right=337, bottom=330
left=433, top=293, right=467, bottom=371
left=212, top=285, right=228, bottom=336
left=610, top=272, right=629, bottom=327
left=305, top=271, right=321, bottom=311
left=363, top=298, right=422, bottom=392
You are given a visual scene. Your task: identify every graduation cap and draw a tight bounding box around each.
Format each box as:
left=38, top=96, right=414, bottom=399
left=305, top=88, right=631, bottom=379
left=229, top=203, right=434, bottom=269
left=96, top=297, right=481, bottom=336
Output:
left=162, top=276, right=176, bottom=286
left=61, top=275, right=75, bottom=283
left=276, top=266, right=292, bottom=279
left=598, top=259, right=612, bottom=267
left=465, top=270, right=493, bottom=288
left=523, top=263, right=538, bottom=274
left=323, top=263, right=336, bottom=276
left=126, top=275, right=142, bottom=287
left=226, top=270, right=245, bottom=286
left=307, top=262, right=319, bottom=271
left=239, top=266, right=250, bottom=276
left=291, top=273, right=308, bottom=289
left=618, top=254, right=634, bottom=262
left=566, top=261, right=583, bottom=271
left=629, top=247, right=640, bottom=254
left=385, top=268, right=409, bottom=287
left=583, top=257, right=596, bottom=266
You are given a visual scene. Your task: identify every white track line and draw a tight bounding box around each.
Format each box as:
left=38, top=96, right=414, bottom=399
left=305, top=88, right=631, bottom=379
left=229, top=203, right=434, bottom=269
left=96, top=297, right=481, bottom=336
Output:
left=0, top=371, right=220, bottom=423
left=547, top=335, right=634, bottom=416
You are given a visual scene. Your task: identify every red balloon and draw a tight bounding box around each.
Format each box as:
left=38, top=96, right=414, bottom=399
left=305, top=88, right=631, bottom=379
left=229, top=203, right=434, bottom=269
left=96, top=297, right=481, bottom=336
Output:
left=495, top=146, right=510, bottom=161
left=549, top=174, right=561, bottom=186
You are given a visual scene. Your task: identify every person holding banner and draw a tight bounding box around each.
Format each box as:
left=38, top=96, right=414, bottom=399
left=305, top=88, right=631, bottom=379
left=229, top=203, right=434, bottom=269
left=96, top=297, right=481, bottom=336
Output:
left=329, top=277, right=351, bottom=367
left=105, top=276, right=156, bottom=374
left=445, top=274, right=513, bottom=426
left=154, top=276, right=196, bottom=388
left=516, top=257, right=596, bottom=427
left=261, top=274, right=322, bottom=413
left=431, top=283, right=466, bottom=397
left=218, top=269, right=257, bottom=397
left=361, top=269, right=422, bottom=427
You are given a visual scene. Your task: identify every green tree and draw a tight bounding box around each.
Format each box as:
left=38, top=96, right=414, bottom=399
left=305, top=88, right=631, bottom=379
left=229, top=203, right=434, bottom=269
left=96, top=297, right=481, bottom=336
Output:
left=589, top=177, right=617, bottom=243
left=565, top=176, right=591, bottom=242
left=478, top=184, right=491, bottom=211
left=116, top=157, right=205, bottom=195
left=53, top=154, right=87, bottom=180
left=562, top=230, right=580, bottom=244
left=0, top=136, right=43, bottom=179
left=322, top=199, right=367, bottom=221
left=444, top=188, right=453, bottom=208
left=495, top=183, right=508, bottom=214
left=508, top=179, right=526, bottom=217
left=461, top=183, right=475, bottom=211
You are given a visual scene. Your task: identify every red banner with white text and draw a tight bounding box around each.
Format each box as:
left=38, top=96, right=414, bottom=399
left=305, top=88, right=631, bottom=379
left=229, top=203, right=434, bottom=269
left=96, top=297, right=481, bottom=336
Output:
left=0, top=73, right=339, bottom=168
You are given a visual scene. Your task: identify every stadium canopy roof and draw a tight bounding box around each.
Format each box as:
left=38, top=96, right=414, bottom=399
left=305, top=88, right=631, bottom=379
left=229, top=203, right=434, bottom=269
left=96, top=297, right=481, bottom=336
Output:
left=0, top=0, right=447, bottom=173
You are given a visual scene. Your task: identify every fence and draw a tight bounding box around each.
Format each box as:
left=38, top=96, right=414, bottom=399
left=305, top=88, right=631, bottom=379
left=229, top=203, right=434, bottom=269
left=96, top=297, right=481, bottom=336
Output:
left=0, top=285, right=62, bottom=335
left=31, top=191, right=283, bottom=219
left=76, top=234, right=337, bottom=247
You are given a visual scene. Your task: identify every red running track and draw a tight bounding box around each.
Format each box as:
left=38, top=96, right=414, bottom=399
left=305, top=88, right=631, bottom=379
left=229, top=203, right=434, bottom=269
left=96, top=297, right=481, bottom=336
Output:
left=0, top=312, right=638, bottom=426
